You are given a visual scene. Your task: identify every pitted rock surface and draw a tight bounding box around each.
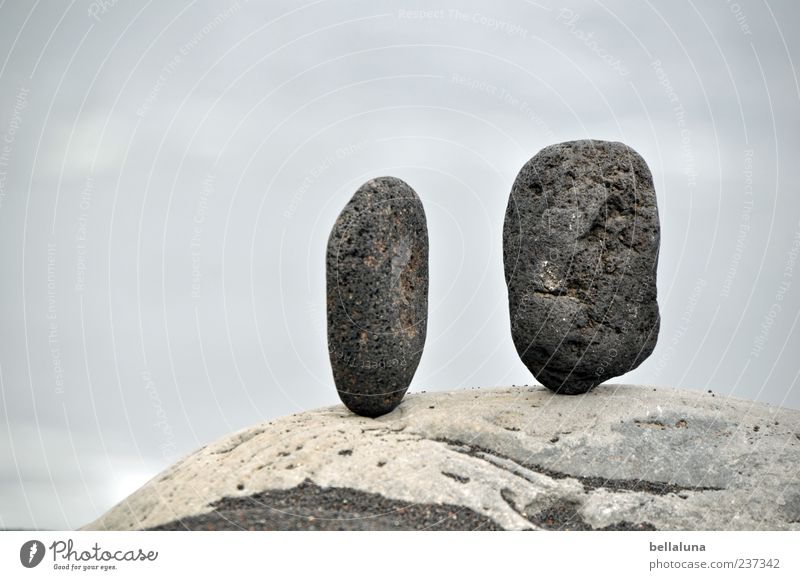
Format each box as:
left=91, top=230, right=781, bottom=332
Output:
left=82, top=386, right=800, bottom=531
left=504, top=140, right=660, bottom=394
left=327, top=176, right=428, bottom=417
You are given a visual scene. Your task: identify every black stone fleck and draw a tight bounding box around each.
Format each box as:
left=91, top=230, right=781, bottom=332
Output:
left=441, top=471, right=471, bottom=484
left=526, top=499, right=656, bottom=531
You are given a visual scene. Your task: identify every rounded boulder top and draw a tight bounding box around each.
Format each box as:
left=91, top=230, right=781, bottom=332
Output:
left=326, top=176, right=429, bottom=417
left=503, top=140, right=661, bottom=394
left=83, top=386, right=800, bottom=531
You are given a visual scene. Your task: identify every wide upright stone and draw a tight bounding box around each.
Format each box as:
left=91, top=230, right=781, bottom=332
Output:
left=503, top=140, right=660, bottom=394
left=327, top=176, right=428, bottom=417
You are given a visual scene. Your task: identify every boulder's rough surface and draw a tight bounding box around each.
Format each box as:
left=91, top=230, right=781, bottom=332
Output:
left=504, top=140, right=660, bottom=394
left=84, top=386, right=800, bottom=531
left=327, top=176, right=428, bottom=417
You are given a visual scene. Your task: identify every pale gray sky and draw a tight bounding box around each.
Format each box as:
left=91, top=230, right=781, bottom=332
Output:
left=1, top=0, right=798, bottom=530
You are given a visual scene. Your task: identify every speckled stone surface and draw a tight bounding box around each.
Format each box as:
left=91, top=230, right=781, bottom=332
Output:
left=82, top=386, right=800, bottom=531
left=326, top=176, right=428, bottom=417
left=503, top=140, right=661, bottom=394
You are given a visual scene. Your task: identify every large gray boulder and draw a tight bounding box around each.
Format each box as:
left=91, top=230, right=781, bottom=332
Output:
left=504, top=140, right=661, bottom=394
left=83, top=386, right=800, bottom=531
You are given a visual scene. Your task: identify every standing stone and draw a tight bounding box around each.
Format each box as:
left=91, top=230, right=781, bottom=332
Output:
left=327, top=176, right=428, bottom=417
left=503, top=140, right=660, bottom=394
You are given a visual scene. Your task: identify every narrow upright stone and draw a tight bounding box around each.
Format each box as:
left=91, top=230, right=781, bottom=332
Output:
left=327, top=176, right=428, bottom=417
left=503, top=140, right=660, bottom=394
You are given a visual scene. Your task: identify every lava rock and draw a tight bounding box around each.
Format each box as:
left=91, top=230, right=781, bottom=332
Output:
left=327, top=176, right=428, bottom=417
left=503, top=140, right=660, bottom=394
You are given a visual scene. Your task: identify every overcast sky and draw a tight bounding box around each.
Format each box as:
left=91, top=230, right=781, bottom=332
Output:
left=1, top=0, right=798, bottom=530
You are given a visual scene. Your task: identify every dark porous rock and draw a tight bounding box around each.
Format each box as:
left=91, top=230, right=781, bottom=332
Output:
left=503, top=140, right=660, bottom=394
left=326, top=176, right=428, bottom=417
